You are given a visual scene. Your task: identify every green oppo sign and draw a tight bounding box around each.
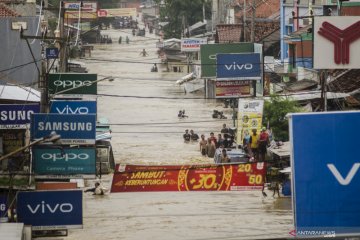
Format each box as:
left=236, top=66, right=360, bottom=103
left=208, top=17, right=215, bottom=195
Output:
left=200, top=43, right=254, bottom=78
left=48, top=73, right=97, bottom=95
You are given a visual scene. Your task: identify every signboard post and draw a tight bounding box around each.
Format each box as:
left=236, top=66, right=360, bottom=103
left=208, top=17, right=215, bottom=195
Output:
left=0, top=104, right=40, bottom=129
left=50, top=100, right=97, bottom=115
left=17, top=190, right=83, bottom=230
left=48, top=73, right=97, bottom=95
left=215, top=80, right=251, bottom=98
left=33, top=147, right=96, bottom=178
left=290, top=111, right=360, bottom=238
left=31, top=114, right=96, bottom=145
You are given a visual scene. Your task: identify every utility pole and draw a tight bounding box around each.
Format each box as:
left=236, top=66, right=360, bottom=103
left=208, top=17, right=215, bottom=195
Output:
left=243, top=0, right=246, bottom=41
left=251, top=0, right=255, bottom=42
left=59, top=1, right=67, bottom=72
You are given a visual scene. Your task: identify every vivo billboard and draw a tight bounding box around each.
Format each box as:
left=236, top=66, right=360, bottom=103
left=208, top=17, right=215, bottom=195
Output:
left=290, top=111, right=360, bottom=237
left=216, top=53, right=261, bottom=80
left=17, top=190, right=83, bottom=229
left=48, top=73, right=97, bottom=95
left=0, top=104, right=40, bottom=129
left=314, top=16, right=360, bottom=69
left=50, top=100, right=97, bottom=115
left=33, top=147, right=96, bottom=178
left=31, top=114, right=96, bottom=145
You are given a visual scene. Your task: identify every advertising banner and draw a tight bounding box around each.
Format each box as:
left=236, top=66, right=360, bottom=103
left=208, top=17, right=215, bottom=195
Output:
left=181, top=38, right=207, bottom=52
left=31, top=114, right=96, bottom=145
left=36, top=182, right=78, bottom=190
left=50, top=100, right=97, bottom=115
left=216, top=53, right=261, bottom=80
left=33, top=147, right=96, bottom=178
left=314, top=17, right=360, bottom=69
left=0, top=104, right=40, bottom=129
left=97, top=8, right=137, bottom=17
left=237, top=99, right=264, bottom=144
left=200, top=43, right=254, bottom=78
left=290, top=111, right=360, bottom=237
left=17, top=190, right=83, bottom=230
left=65, top=12, right=97, bottom=19
left=215, top=80, right=251, bottom=98
left=111, top=163, right=266, bottom=192
left=48, top=73, right=97, bottom=95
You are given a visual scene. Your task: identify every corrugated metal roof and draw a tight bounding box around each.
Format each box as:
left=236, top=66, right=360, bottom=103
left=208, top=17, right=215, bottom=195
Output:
left=0, top=84, right=40, bottom=102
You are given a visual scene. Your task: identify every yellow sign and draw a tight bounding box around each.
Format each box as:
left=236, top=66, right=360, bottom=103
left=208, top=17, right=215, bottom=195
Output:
left=237, top=100, right=264, bottom=144
left=65, top=11, right=97, bottom=19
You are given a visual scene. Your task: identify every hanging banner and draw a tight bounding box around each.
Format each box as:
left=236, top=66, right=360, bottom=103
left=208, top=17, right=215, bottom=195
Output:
left=97, top=8, right=137, bottom=17
left=111, top=163, right=266, bottom=192
left=181, top=38, right=207, bottom=52
left=237, top=99, right=264, bottom=144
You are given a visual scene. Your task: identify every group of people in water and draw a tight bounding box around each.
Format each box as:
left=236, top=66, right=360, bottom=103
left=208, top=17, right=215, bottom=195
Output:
left=182, top=121, right=271, bottom=163
left=183, top=124, right=235, bottom=159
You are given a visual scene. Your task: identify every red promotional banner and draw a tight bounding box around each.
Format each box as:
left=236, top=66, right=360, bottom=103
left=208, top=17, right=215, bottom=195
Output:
left=111, top=163, right=266, bottom=192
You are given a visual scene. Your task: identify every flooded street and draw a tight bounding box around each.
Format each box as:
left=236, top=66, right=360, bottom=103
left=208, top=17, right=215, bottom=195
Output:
left=67, top=22, right=293, bottom=240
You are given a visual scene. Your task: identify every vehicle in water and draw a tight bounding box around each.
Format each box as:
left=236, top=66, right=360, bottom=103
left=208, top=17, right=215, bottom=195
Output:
left=214, top=148, right=250, bottom=164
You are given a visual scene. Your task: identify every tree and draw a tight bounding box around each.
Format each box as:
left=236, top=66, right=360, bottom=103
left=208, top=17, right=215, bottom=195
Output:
left=263, top=95, right=302, bottom=141
left=156, top=0, right=211, bottom=39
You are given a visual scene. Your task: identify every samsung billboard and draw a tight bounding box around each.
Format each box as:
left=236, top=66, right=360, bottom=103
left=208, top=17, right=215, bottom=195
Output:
left=31, top=113, right=96, bottom=145
left=17, top=190, right=83, bottom=230
left=0, top=104, right=40, bottom=129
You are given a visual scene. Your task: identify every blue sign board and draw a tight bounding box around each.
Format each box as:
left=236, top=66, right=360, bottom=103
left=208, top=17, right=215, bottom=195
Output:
left=0, top=195, right=7, bottom=219
left=0, top=104, right=40, bottom=129
left=33, top=147, right=96, bottom=177
left=290, top=111, right=360, bottom=237
left=17, top=190, right=83, bottom=229
left=46, top=48, right=59, bottom=59
left=50, top=100, right=97, bottom=115
left=31, top=114, right=96, bottom=145
left=216, top=53, right=261, bottom=80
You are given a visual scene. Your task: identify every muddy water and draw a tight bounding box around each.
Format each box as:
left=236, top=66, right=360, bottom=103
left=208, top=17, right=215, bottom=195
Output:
left=67, top=23, right=293, bottom=240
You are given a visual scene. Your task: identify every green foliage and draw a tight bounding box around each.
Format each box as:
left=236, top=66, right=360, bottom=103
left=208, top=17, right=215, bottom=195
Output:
left=263, top=95, right=302, bottom=141
left=158, top=0, right=211, bottom=39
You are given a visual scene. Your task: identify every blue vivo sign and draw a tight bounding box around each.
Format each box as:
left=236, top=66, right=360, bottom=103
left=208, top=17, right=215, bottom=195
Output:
left=50, top=100, right=97, bottom=115
left=290, top=111, right=360, bottom=237
left=33, top=147, right=96, bottom=177
left=17, top=190, right=82, bottom=229
left=31, top=114, right=96, bottom=145
left=216, top=53, right=261, bottom=80
left=0, top=104, right=40, bottom=129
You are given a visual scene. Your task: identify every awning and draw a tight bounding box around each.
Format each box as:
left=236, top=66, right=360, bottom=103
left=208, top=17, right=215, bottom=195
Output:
left=0, top=85, right=40, bottom=102
left=176, top=72, right=196, bottom=85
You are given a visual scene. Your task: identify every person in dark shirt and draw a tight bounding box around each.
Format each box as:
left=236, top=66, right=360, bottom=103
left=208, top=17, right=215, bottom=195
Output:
left=183, top=129, right=191, bottom=142
left=190, top=129, right=199, bottom=141
left=84, top=182, right=104, bottom=195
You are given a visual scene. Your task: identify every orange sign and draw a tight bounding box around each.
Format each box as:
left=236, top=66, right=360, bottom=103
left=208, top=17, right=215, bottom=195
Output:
left=111, top=163, right=266, bottom=192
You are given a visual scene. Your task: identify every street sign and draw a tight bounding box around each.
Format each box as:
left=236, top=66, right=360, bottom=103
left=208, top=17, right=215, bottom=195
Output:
left=45, top=48, right=59, bottom=59
left=0, top=104, right=40, bottom=129
left=290, top=111, right=360, bottom=237
left=33, top=147, right=96, bottom=178
left=181, top=38, right=207, bottom=52
left=50, top=100, right=97, bottom=115
left=17, top=190, right=83, bottom=230
left=216, top=53, right=261, bottom=80
left=48, top=73, right=97, bottom=95
left=31, top=113, right=96, bottom=145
